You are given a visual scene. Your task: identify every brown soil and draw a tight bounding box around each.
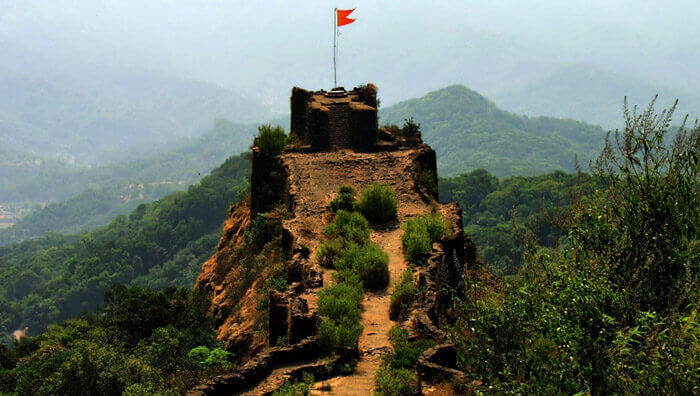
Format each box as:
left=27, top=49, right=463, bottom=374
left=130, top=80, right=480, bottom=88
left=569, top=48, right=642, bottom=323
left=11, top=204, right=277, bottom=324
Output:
left=279, top=149, right=433, bottom=395
left=197, top=148, right=445, bottom=394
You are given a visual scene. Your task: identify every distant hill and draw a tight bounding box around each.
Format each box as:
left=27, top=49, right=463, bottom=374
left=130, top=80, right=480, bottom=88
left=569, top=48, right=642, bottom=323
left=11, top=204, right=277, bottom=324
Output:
left=381, top=85, right=607, bottom=177
left=0, top=120, right=259, bottom=245
left=0, top=119, right=258, bottom=204
left=0, top=154, right=250, bottom=336
left=0, top=43, right=272, bottom=166
left=490, top=66, right=700, bottom=129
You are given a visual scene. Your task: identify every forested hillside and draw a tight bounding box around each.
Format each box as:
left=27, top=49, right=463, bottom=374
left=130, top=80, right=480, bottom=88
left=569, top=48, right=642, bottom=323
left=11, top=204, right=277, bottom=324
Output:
left=381, top=85, right=607, bottom=177
left=440, top=169, right=598, bottom=274
left=0, top=154, right=249, bottom=337
left=0, top=120, right=259, bottom=246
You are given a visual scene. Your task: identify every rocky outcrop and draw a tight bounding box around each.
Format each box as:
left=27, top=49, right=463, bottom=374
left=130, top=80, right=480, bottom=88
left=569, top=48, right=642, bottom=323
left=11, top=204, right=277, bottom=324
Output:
left=192, top=84, right=472, bottom=394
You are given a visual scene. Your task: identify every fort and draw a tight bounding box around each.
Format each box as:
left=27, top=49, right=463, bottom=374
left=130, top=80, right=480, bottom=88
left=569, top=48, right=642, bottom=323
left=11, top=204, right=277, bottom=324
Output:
left=290, top=85, right=378, bottom=150
left=191, top=84, right=470, bottom=395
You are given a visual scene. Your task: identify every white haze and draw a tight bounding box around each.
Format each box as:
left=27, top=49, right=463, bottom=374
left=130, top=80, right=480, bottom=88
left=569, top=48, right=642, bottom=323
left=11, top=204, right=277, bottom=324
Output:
left=2, top=0, right=698, bottom=111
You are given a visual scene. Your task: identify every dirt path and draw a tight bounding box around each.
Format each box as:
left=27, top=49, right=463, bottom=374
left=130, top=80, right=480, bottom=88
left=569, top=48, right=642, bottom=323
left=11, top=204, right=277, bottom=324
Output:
left=280, top=150, right=430, bottom=394
left=311, top=227, right=409, bottom=395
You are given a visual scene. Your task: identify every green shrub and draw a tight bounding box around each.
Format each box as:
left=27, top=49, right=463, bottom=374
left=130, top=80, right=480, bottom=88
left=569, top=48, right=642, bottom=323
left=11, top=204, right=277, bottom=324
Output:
left=245, top=213, right=274, bottom=250
left=267, top=276, right=289, bottom=292
left=388, top=327, right=434, bottom=370
left=187, top=346, right=233, bottom=368
left=318, top=318, right=339, bottom=354
left=390, top=270, right=418, bottom=320
left=254, top=124, right=287, bottom=156
left=323, top=210, right=370, bottom=246
left=315, top=239, right=343, bottom=268
left=330, top=185, right=357, bottom=213
left=401, top=118, right=421, bottom=140
left=335, top=243, right=390, bottom=291
left=401, top=221, right=431, bottom=263
left=401, top=213, right=449, bottom=264
left=317, top=279, right=364, bottom=353
left=317, top=281, right=363, bottom=325
left=273, top=372, right=314, bottom=396
left=357, top=184, right=397, bottom=222
left=375, top=357, right=415, bottom=396
left=318, top=318, right=363, bottom=354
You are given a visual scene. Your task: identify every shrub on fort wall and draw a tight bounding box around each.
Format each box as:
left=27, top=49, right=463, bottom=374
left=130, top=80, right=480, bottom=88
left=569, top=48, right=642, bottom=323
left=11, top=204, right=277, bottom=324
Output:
left=357, top=184, right=397, bottom=222
left=253, top=124, right=287, bottom=156
left=401, top=213, right=450, bottom=264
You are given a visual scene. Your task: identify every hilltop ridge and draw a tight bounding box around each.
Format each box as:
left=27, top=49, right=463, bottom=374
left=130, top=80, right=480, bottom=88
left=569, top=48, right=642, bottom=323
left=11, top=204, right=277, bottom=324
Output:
left=190, top=86, right=472, bottom=395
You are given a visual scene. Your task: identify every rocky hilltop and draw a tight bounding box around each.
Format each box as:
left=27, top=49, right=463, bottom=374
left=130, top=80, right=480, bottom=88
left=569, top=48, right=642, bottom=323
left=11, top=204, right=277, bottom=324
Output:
left=190, top=85, right=474, bottom=395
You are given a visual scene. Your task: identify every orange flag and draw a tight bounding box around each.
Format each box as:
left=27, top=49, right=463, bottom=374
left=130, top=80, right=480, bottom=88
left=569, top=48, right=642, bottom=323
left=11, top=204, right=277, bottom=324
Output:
left=337, top=9, right=356, bottom=26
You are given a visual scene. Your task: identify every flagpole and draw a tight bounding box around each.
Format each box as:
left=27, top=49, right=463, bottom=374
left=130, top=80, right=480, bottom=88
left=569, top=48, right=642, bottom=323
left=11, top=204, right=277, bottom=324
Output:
left=333, top=8, right=337, bottom=88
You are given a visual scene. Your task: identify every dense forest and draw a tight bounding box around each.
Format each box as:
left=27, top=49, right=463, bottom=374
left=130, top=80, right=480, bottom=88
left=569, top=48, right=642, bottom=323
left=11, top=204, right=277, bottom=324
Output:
left=380, top=85, right=607, bottom=177
left=0, top=154, right=249, bottom=338
left=440, top=169, right=598, bottom=274
left=0, top=286, right=232, bottom=395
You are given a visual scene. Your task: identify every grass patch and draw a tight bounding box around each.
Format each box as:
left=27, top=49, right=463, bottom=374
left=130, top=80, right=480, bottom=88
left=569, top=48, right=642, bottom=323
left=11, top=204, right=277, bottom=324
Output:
left=389, top=270, right=417, bottom=320
left=401, top=213, right=450, bottom=264
left=357, top=184, right=397, bottom=223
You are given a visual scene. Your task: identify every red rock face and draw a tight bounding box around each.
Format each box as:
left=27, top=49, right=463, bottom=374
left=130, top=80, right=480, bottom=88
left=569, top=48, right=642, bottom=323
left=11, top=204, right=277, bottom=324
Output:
left=194, top=201, right=268, bottom=359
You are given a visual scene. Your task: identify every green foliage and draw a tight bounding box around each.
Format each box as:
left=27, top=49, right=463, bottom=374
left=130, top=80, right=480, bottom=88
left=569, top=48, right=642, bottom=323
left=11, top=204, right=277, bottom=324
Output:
left=0, top=154, right=249, bottom=336
left=357, top=184, right=397, bottom=222
left=273, top=372, right=314, bottom=396
left=375, top=356, right=416, bottom=396
left=318, top=281, right=364, bottom=327
left=574, top=96, right=699, bottom=313
left=187, top=346, right=233, bottom=368
left=440, top=169, right=596, bottom=274
left=450, top=100, right=699, bottom=393
left=2, top=286, right=224, bottom=395
left=315, top=239, right=344, bottom=268
left=334, top=243, right=389, bottom=291
left=387, top=327, right=434, bottom=370
left=322, top=209, right=370, bottom=246
left=380, top=84, right=607, bottom=177
left=401, top=213, right=450, bottom=264
left=245, top=213, right=276, bottom=250
left=374, top=329, right=432, bottom=395
left=399, top=117, right=422, bottom=147
left=329, top=185, right=357, bottom=213
left=253, top=124, right=287, bottom=156
left=389, top=270, right=418, bottom=320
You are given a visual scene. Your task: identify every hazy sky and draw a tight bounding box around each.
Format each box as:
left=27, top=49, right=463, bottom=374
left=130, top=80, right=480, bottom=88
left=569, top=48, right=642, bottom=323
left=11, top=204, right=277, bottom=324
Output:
left=2, top=1, right=699, bottom=109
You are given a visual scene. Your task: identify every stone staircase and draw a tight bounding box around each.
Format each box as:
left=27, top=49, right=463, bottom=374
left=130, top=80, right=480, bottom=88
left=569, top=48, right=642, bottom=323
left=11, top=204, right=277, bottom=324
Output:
left=328, top=103, right=351, bottom=149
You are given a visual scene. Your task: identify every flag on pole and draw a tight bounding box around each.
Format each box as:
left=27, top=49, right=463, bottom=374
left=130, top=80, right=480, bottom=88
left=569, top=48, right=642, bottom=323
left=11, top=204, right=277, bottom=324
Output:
left=333, top=8, right=355, bottom=87
left=336, top=9, right=356, bottom=27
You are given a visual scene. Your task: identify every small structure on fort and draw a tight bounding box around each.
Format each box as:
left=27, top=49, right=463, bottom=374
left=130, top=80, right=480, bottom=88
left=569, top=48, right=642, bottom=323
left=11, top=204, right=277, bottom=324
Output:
left=290, top=84, right=378, bottom=150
